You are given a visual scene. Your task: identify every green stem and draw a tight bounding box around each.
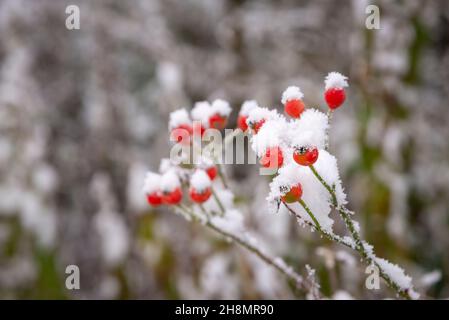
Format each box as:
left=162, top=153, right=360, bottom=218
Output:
left=308, top=165, right=414, bottom=299
left=298, top=199, right=322, bottom=233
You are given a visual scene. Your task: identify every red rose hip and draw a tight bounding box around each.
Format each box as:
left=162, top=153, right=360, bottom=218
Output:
left=281, top=184, right=303, bottom=203
left=293, top=147, right=319, bottom=166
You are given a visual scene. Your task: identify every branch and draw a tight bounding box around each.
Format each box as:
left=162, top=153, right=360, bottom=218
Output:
left=308, top=164, right=417, bottom=299
left=174, top=204, right=321, bottom=299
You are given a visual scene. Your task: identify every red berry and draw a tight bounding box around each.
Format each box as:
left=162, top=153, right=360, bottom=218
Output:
left=237, top=114, right=248, bottom=132
left=162, top=187, right=183, bottom=205
left=206, top=166, right=217, bottom=181
left=325, top=88, right=346, bottom=110
left=293, top=147, right=319, bottom=166
left=260, top=146, right=284, bottom=169
left=249, top=119, right=265, bottom=134
left=281, top=184, right=303, bottom=203
left=189, top=187, right=212, bottom=203
left=147, top=192, right=163, bottom=207
left=284, top=99, right=305, bottom=118
left=170, top=124, right=193, bottom=144
left=209, top=113, right=227, bottom=129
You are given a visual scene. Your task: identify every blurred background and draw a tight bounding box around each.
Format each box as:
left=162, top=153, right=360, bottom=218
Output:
left=0, top=0, right=448, bottom=299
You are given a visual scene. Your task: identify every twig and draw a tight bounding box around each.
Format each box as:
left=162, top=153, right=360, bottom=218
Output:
left=174, top=204, right=321, bottom=299
left=308, top=165, right=415, bottom=299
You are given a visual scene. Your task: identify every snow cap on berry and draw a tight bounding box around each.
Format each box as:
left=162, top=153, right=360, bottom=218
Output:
left=268, top=161, right=335, bottom=232
left=287, top=109, right=329, bottom=149
left=169, top=108, right=191, bottom=129
left=281, top=86, right=304, bottom=104
left=142, top=172, right=161, bottom=194
left=211, top=99, right=232, bottom=117
left=190, top=170, right=212, bottom=192
left=160, top=170, right=181, bottom=192
left=251, top=118, right=287, bottom=157
left=324, top=72, right=348, bottom=90
left=191, top=101, right=212, bottom=124
left=268, top=164, right=302, bottom=200
left=239, top=100, right=259, bottom=116
left=246, top=107, right=280, bottom=127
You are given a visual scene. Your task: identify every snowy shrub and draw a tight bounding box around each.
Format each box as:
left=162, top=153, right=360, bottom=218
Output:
left=142, top=72, right=418, bottom=300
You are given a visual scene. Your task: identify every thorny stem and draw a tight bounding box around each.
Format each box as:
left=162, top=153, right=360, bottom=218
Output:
left=175, top=203, right=321, bottom=299
left=308, top=165, right=414, bottom=299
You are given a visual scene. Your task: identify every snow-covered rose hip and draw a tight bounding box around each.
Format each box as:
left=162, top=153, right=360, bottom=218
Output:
left=260, top=146, right=284, bottom=169
left=281, top=183, right=303, bottom=203
left=209, top=99, right=232, bottom=130
left=238, top=100, right=259, bottom=132
left=282, top=86, right=305, bottom=118
left=169, top=109, right=193, bottom=144
left=324, top=72, right=348, bottom=110
left=189, top=170, right=212, bottom=203
left=246, top=107, right=272, bottom=134
left=293, top=146, right=319, bottom=166
left=143, top=172, right=164, bottom=207
left=160, top=170, right=183, bottom=205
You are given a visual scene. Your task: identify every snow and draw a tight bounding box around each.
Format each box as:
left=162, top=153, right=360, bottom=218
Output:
left=250, top=118, right=287, bottom=157
left=169, top=108, right=191, bottom=129
left=239, top=100, right=259, bottom=116
left=324, top=72, right=348, bottom=90
left=203, top=188, right=234, bottom=212
left=191, top=101, right=212, bottom=124
left=211, top=99, right=232, bottom=116
left=287, top=109, right=328, bottom=150
left=211, top=209, right=245, bottom=234
left=374, top=257, right=412, bottom=291
left=312, top=150, right=347, bottom=206
left=281, top=86, right=304, bottom=104
left=246, top=106, right=278, bottom=127
left=269, top=163, right=335, bottom=232
left=142, top=171, right=161, bottom=194
left=190, top=170, right=212, bottom=191
left=160, top=170, right=180, bottom=192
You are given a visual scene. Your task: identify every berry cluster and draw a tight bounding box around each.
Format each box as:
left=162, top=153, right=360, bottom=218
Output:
left=142, top=71, right=419, bottom=300
left=144, top=72, right=349, bottom=211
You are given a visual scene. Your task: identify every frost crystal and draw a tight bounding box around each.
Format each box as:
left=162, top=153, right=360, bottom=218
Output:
left=281, top=86, right=304, bottom=104
left=324, top=72, right=348, bottom=90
